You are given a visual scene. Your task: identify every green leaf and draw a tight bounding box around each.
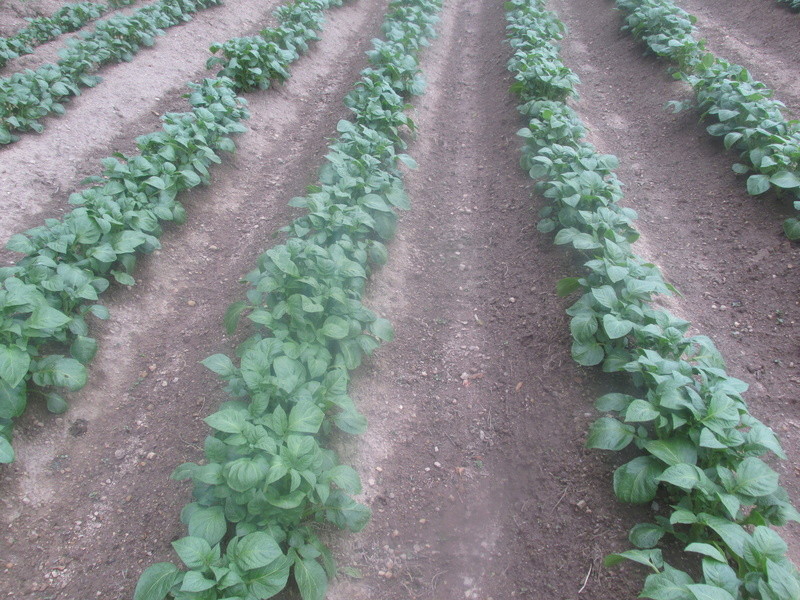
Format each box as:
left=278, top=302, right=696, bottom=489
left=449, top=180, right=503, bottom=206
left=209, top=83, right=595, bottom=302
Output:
left=702, top=558, right=741, bottom=597
left=360, top=193, right=391, bottom=212
left=591, top=285, right=618, bottom=309
left=604, top=548, right=663, bottom=569
left=570, top=312, right=597, bottom=341
left=766, top=559, right=800, bottom=600
left=288, top=400, right=324, bottom=434
left=702, top=515, right=748, bottom=558
left=0, top=345, right=30, bottom=388
left=685, top=543, right=726, bottom=563
left=273, top=356, right=305, bottom=393
left=0, top=437, right=14, bottom=463
left=294, top=558, right=328, bottom=600
left=133, top=563, right=180, bottom=600
left=370, top=318, right=394, bottom=342
left=340, top=566, right=363, bottom=579
left=770, top=171, right=800, bottom=189
left=586, top=417, right=635, bottom=451
left=145, top=176, right=167, bottom=190
left=247, top=555, right=292, bottom=597
left=0, top=379, right=25, bottom=419
left=327, top=464, right=362, bottom=494
left=224, top=301, right=247, bottom=335
left=6, top=234, right=36, bottom=254
left=204, top=409, right=245, bottom=434
left=334, top=409, right=366, bottom=435
left=603, top=314, right=634, bottom=339
left=629, top=522, right=665, bottom=549
left=33, top=357, right=87, bottom=391
left=644, top=438, right=697, bottom=466
left=70, top=336, right=98, bottom=365
left=687, top=583, right=736, bottom=600
left=46, top=392, right=68, bottom=414
left=321, top=316, right=349, bottom=340
left=746, top=174, right=771, bottom=195
left=180, top=571, right=215, bottom=592
left=27, top=305, right=70, bottom=330
left=188, top=505, right=227, bottom=545
left=572, top=340, right=604, bottom=366
left=386, top=187, right=410, bottom=210
left=624, top=398, right=660, bottom=422
left=699, top=427, right=728, bottom=449
left=734, top=457, right=779, bottom=497
left=89, top=304, right=110, bottom=320
left=658, top=463, right=705, bottom=491
left=172, top=536, right=213, bottom=570
left=225, top=457, right=268, bottom=492
left=783, top=217, right=800, bottom=241
left=595, top=393, right=635, bottom=412
left=201, top=354, right=236, bottom=378
left=325, top=491, right=371, bottom=531
left=267, top=246, right=300, bottom=277
left=745, top=526, right=788, bottom=567
left=641, top=564, right=693, bottom=600
left=613, top=456, right=663, bottom=504
left=235, top=532, right=282, bottom=571
left=556, top=277, right=581, bottom=297
left=113, top=270, right=136, bottom=286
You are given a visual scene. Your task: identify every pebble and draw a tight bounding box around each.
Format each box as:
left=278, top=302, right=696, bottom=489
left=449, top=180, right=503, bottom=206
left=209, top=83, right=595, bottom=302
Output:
left=146, top=452, right=156, bottom=460
left=114, top=449, right=126, bottom=460
left=187, top=300, right=196, bottom=307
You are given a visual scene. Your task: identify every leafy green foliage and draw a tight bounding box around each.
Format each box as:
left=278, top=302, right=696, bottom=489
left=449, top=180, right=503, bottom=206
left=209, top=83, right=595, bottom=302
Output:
left=0, top=0, right=223, bottom=144
left=0, top=0, right=363, bottom=463
left=506, top=0, right=800, bottom=597
left=133, top=0, right=443, bottom=599
left=0, top=77, right=248, bottom=463
left=614, top=0, right=800, bottom=240
left=0, top=1, right=110, bottom=70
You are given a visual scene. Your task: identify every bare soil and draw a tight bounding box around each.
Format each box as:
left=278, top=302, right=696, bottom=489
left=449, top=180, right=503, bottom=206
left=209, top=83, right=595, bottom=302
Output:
left=0, top=0, right=798, bottom=598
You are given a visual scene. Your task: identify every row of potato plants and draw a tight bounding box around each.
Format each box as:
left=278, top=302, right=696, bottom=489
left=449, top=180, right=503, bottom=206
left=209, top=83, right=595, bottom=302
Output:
left=505, top=0, right=800, bottom=598
left=0, top=0, right=349, bottom=465
left=612, top=0, right=800, bottom=241
left=0, top=0, right=223, bottom=145
left=0, top=0, right=137, bottom=70
left=133, top=1, right=442, bottom=599
left=775, top=0, right=800, bottom=11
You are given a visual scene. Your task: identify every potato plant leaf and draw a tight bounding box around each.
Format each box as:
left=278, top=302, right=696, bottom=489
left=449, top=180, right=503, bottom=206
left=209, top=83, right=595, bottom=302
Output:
left=613, top=456, right=664, bottom=504
left=586, top=417, right=635, bottom=451
left=294, top=558, right=327, bottom=600
left=133, top=562, right=180, bottom=600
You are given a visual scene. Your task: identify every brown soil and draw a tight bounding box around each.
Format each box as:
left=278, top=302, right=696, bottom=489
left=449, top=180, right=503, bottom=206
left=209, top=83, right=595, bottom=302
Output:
left=0, top=0, right=798, bottom=598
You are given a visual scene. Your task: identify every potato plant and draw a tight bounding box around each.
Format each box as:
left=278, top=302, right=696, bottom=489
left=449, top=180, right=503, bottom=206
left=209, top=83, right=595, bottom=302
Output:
left=0, top=0, right=223, bottom=144
left=506, top=0, right=800, bottom=598
left=0, top=0, right=354, bottom=464
left=0, top=1, right=117, bottom=70
left=614, top=0, right=800, bottom=241
left=133, top=0, right=443, bottom=598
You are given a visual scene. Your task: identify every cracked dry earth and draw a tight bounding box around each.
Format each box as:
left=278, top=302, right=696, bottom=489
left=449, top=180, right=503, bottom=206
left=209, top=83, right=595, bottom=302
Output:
left=0, top=0, right=799, bottom=598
